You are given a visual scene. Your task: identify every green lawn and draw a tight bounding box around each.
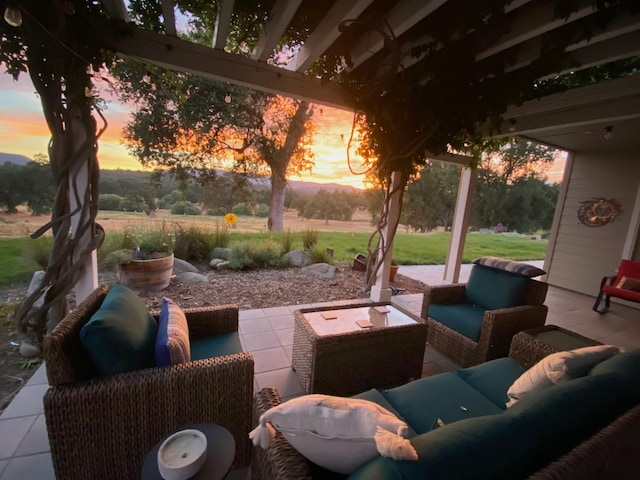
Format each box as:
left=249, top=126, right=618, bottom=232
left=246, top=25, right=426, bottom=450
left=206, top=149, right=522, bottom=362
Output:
left=0, top=231, right=547, bottom=289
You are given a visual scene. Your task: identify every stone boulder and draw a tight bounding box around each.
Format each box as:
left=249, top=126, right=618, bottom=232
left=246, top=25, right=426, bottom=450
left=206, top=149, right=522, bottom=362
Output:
left=211, top=247, right=232, bottom=260
left=215, top=261, right=231, bottom=270
left=173, top=272, right=209, bottom=284
left=209, top=258, right=225, bottom=269
left=284, top=250, right=311, bottom=267
left=301, top=263, right=336, bottom=279
left=173, top=258, right=200, bottom=275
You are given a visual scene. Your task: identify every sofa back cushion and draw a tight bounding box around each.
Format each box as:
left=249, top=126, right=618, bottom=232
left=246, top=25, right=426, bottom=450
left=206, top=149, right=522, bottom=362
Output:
left=465, top=264, right=531, bottom=310
left=348, top=413, right=535, bottom=480
left=80, top=284, right=158, bottom=375
left=589, top=348, right=640, bottom=402
left=504, top=373, right=628, bottom=472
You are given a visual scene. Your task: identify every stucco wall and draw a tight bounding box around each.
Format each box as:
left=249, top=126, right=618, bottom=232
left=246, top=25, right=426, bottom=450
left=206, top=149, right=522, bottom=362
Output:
left=545, top=149, right=640, bottom=296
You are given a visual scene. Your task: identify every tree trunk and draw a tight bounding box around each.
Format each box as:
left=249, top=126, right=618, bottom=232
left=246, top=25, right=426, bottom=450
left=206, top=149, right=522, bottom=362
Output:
left=268, top=170, right=286, bottom=232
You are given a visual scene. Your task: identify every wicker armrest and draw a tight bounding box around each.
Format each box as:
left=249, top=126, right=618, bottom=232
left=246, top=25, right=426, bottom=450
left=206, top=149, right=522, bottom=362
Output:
left=152, top=304, right=239, bottom=340
left=508, top=328, right=555, bottom=368
left=252, top=388, right=313, bottom=480
left=45, top=352, right=254, bottom=479
left=479, top=304, right=548, bottom=363
left=421, top=284, right=466, bottom=319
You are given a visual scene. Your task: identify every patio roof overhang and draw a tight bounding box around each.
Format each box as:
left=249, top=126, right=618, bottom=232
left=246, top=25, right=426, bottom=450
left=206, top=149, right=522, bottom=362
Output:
left=98, top=0, right=640, bottom=154
left=97, top=0, right=640, bottom=116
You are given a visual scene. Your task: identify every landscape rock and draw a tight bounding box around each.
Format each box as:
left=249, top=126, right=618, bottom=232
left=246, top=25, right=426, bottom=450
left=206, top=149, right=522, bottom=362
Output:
left=173, top=272, right=209, bottom=284
left=216, top=261, right=231, bottom=270
left=209, top=258, right=225, bottom=268
left=211, top=247, right=232, bottom=260
left=173, top=258, right=200, bottom=275
left=284, top=250, right=311, bottom=267
left=301, top=263, right=336, bottom=279
left=19, top=340, right=40, bottom=358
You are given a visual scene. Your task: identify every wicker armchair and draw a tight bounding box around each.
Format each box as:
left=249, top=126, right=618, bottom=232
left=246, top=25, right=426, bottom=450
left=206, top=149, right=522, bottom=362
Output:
left=43, top=285, right=254, bottom=480
left=420, top=273, right=548, bottom=367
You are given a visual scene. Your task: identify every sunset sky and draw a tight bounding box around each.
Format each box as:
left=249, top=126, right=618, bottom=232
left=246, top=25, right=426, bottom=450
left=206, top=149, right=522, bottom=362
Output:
left=0, top=71, right=370, bottom=189
left=0, top=70, right=565, bottom=187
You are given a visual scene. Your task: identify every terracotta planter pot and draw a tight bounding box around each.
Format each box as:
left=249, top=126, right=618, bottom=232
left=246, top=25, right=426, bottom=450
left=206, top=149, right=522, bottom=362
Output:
left=116, top=253, right=174, bottom=291
left=389, top=264, right=399, bottom=282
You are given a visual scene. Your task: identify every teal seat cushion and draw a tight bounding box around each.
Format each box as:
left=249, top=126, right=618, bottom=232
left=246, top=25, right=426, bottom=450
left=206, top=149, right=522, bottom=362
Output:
left=457, top=357, right=525, bottom=409
left=190, top=332, right=243, bottom=360
left=380, top=373, right=503, bottom=435
left=352, top=389, right=418, bottom=438
left=348, top=413, right=535, bottom=480
left=465, top=264, right=530, bottom=310
left=428, top=303, right=485, bottom=341
left=80, top=284, right=158, bottom=375
left=505, top=373, right=629, bottom=471
left=589, top=348, right=640, bottom=401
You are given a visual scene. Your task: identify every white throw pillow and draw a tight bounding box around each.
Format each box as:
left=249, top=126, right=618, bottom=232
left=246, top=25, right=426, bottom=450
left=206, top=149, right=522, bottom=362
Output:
left=506, top=345, right=620, bottom=407
left=249, top=394, right=415, bottom=474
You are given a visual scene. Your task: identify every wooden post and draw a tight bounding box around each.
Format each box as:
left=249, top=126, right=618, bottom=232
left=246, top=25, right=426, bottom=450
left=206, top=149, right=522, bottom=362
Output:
left=444, top=166, right=476, bottom=283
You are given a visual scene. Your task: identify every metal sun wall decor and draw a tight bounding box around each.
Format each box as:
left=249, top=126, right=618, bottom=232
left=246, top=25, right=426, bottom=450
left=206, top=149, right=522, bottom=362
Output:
left=577, top=198, right=622, bottom=227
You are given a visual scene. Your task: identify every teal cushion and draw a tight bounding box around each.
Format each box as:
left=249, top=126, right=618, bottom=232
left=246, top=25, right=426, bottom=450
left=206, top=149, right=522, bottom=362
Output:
left=352, top=389, right=418, bottom=438
left=465, top=264, right=530, bottom=310
left=457, top=357, right=525, bottom=409
left=381, top=373, right=503, bottom=434
left=190, top=332, right=243, bottom=360
left=428, top=303, right=485, bottom=341
left=80, top=285, right=158, bottom=375
left=349, top=413, right=535, bottom=480
left=589, top=348, right=640, bottom=401
left=505, top=374, right=629, bottom=471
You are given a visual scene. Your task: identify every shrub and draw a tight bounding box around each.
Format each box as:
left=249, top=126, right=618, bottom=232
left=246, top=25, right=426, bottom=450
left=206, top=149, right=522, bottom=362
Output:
left=98, top=193, right=123, bottom=211
left=280, top=228, right=293, bottom=253
left=23, top=237, right=53, bottom=269
left=121, top=197, right=146, bottom=212
left=307, top=244, right=333, bottom=264
left=207, top=207, right=227, bottom=216
left=171, top=201, right=201, bottom=215
left=173, top=225, right=214, bottom=262
left=228, top=240, right=285, bottom=269
left=232, top=202, right=252, bottom=216
left=254, top=204, right=269, bottom=218
left=211, top=222, right=230, bottom=249
left=302, top=228, right=319, bottom=250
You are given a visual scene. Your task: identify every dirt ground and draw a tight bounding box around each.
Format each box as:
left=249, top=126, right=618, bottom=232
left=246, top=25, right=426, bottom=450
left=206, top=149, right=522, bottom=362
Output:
left=0, top=263, right=426, bottom=414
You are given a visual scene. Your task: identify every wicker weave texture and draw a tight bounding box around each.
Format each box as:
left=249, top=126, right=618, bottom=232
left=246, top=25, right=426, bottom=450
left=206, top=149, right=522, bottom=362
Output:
left=43, top=286, right=254, bottom=480
left=291, top=303, right=427, bottom=396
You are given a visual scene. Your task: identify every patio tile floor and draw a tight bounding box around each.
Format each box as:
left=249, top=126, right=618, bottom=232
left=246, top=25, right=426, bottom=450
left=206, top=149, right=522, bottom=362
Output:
left=1, top=263, right=639, bottom=479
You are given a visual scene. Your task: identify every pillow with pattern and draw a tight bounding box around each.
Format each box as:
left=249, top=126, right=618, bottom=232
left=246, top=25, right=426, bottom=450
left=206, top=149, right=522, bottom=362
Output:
left=155, top=297, right=191, bottom=366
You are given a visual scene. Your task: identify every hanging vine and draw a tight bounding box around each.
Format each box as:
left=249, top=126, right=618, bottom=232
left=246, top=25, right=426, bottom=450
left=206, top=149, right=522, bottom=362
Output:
left=0, top=0, right=113, bottom=345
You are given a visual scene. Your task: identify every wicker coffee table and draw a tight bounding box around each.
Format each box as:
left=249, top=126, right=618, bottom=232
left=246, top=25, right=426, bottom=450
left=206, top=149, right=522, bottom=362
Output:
left=509, top=324, right=603, bottom=369
left=291, top=303, right=427, bottom=396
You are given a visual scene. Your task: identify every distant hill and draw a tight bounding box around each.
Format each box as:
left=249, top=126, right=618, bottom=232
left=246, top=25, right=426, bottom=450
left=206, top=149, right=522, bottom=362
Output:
left=0, top=152, right=32, bottom=166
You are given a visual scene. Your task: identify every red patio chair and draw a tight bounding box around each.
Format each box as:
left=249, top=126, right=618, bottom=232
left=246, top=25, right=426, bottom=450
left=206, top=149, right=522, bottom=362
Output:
left=593, top=259, right=640, bottom=313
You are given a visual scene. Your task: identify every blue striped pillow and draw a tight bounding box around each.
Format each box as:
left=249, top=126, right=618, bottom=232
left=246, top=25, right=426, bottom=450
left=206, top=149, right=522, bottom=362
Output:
left=155, top=297, right=191, bottom=366
left=472, top=257, right=545, bottom=278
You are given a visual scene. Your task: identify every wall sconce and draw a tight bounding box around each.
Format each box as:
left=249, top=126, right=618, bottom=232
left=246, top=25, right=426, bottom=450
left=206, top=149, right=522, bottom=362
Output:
left=4, top=6, right=22, bottom=27
left=604, top=126, right=613, bottom=140
left=224, top=93, right=232, bottom=104
left=142, top=72, right=152, bottom=84
left=508, top=119, right=517, bottom=132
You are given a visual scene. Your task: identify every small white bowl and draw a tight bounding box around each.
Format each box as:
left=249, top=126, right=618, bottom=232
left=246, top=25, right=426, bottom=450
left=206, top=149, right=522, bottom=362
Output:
left=157, top=429, right=207, bottom=480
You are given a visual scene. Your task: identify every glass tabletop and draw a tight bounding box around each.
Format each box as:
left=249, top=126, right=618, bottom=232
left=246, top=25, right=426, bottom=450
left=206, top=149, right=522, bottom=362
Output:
left=303, top=305, right=417, bottom=336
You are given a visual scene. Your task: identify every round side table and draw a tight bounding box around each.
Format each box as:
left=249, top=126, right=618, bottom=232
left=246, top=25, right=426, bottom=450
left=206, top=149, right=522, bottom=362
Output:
left=142, top=424, right=235, bottom=480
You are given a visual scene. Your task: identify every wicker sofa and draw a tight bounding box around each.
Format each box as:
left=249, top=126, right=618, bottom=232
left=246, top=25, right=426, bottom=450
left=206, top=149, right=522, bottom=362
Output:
left=252, top=333, right=640, bottom=479
left=421, top=258, right=548, bottom=367
left=43, top=285, right=254, bottom=480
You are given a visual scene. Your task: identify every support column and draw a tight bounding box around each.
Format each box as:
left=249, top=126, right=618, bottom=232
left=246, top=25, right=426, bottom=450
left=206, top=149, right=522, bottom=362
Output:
left=371, top=171, right=403, bottom=302
left=69, top=114, right=98, bottom=304
left=444, top=166, right=476, bottom=283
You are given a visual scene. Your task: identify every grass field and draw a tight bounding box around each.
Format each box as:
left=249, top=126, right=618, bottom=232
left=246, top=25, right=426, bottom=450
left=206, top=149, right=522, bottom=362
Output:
left=0, top=209, right=548, bottom=288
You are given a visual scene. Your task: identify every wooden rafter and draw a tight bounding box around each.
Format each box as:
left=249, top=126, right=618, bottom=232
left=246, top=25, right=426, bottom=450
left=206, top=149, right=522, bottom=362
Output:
left=251, top=0, right=303, bottom=62
left=213, top=0, right=235, bottom=50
